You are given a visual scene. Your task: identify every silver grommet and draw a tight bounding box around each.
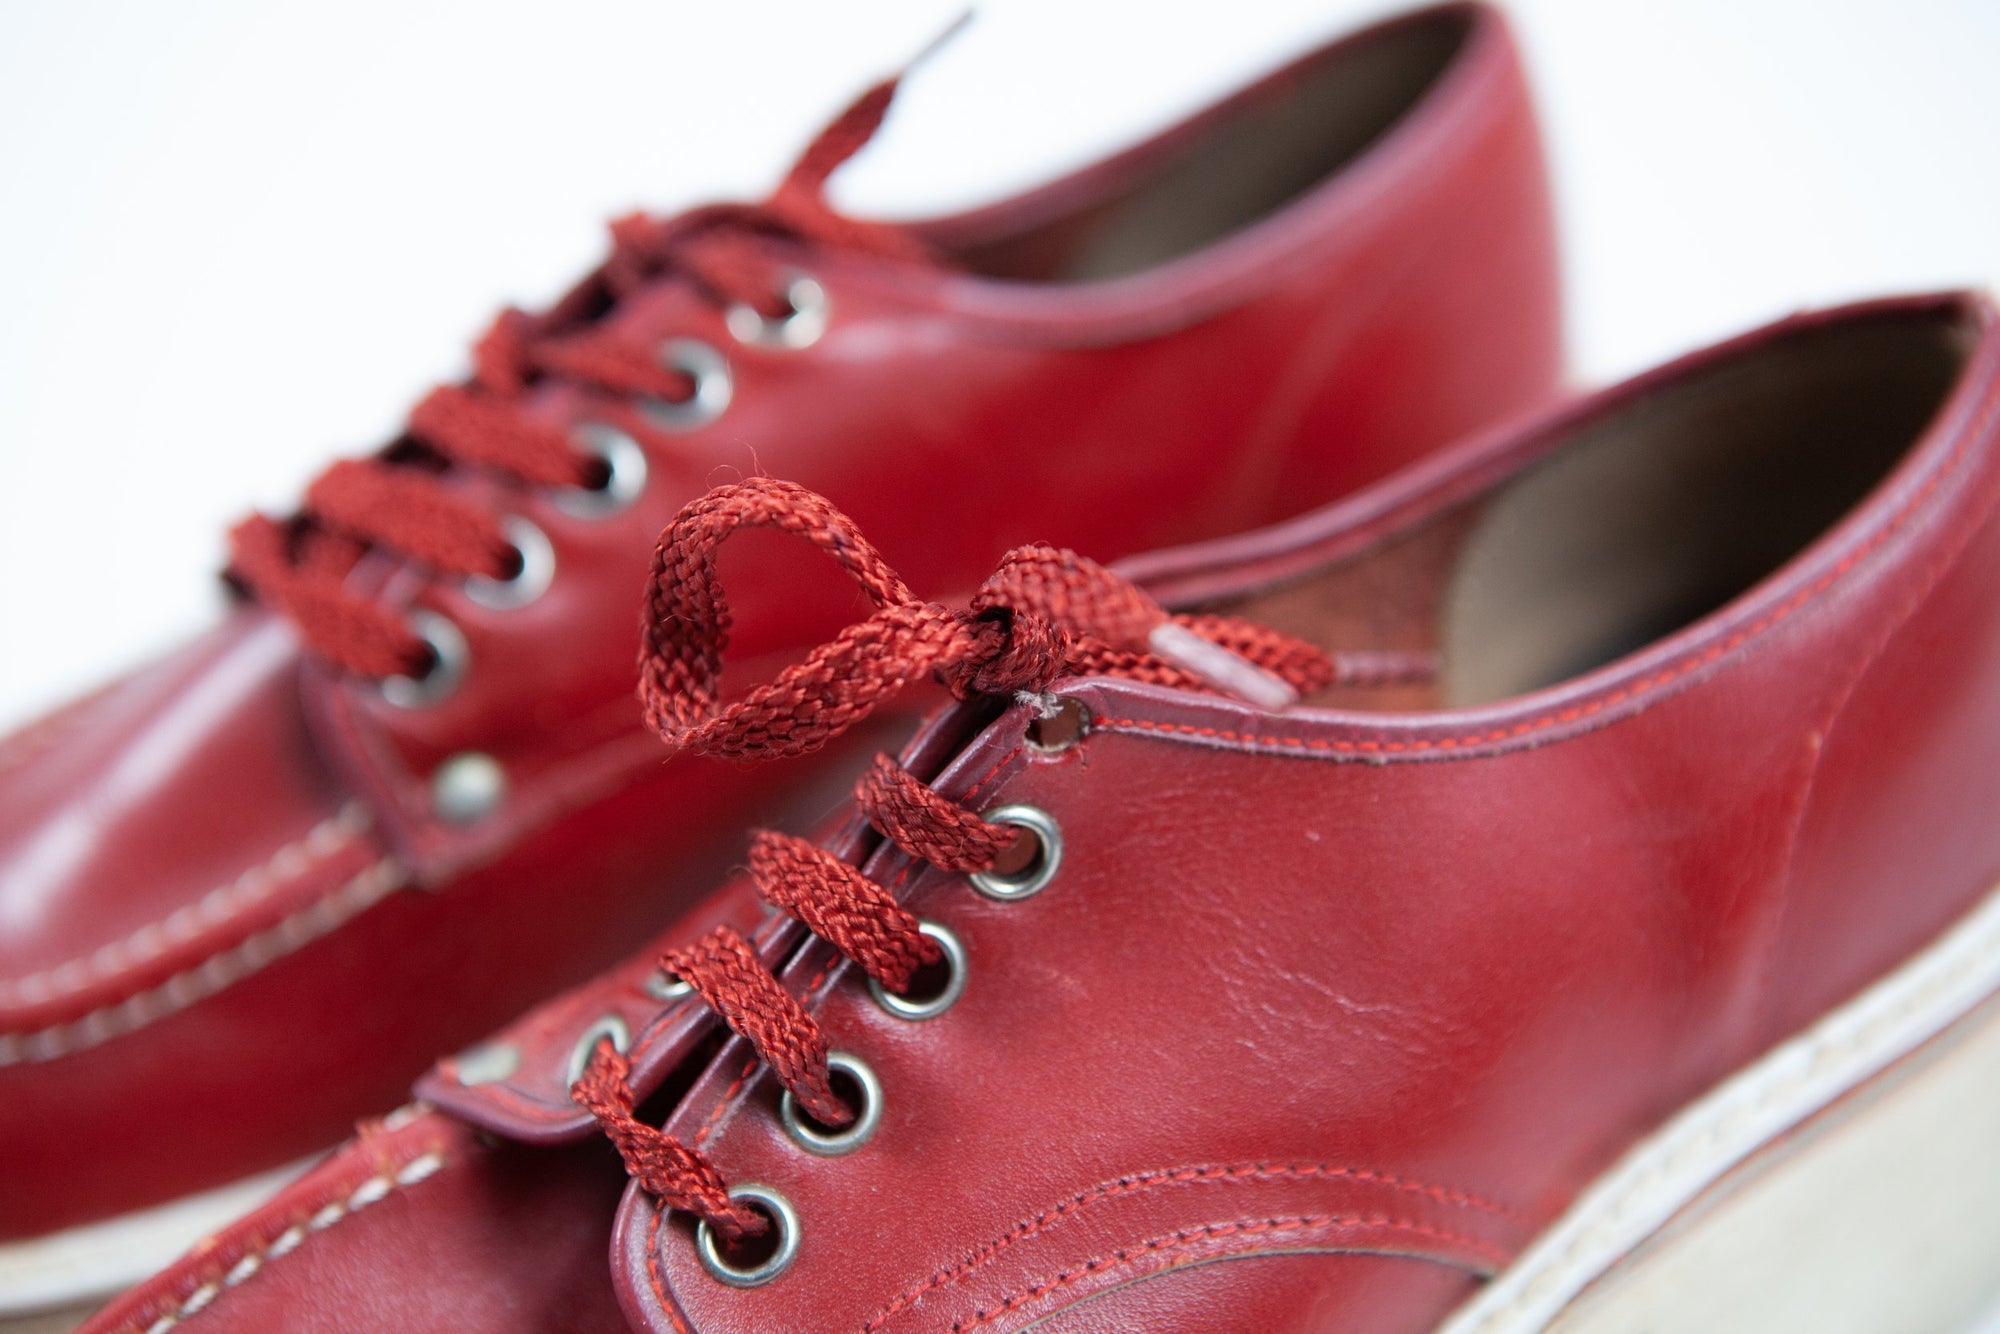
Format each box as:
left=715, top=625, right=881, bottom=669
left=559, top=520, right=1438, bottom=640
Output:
left=451, top=1039, right=521, bottom=1086
left=644, top=969, right=693, bottom=1002
left=967, top=805, right=1062, bottom=901
left=1025, top=696, right=1090, bottom=754
left=640, top=338, right=732, bottom=430
left=725, top=272, right=830, bottom=351
left=779, top=1052, right=881, bottom=1157
left=431, top=751, right=506, bottom=824
left=555, top=423, right=649, bottom=518
left=379, top=610, right=468, bottom=709
left=463, top=515, right=555, bottom=610
left=868, top=922, right=966, bottom=1021
left=565, top=1013, right=631, bottom=1089
left=695, top=1185, right=800, bottom=1288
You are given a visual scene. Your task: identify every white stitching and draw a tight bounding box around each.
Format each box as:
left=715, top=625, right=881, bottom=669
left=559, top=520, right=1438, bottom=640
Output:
left=0, top=803, right=371, bottom=1009
left=0, top=856, right=406, bottom=1065
left=128, top=1149, right=446, bottom=1333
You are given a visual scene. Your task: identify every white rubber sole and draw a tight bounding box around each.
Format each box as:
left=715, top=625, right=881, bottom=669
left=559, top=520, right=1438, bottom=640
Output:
left=1438, top=880, right=2000, bottom=1334
left=0, top=1158, right=311, bottom=1323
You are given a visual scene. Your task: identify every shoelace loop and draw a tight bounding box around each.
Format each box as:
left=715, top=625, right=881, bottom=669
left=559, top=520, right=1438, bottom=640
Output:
left=636, top=477, right=1315, bottom=761
left=580, top=480, right=1333, bottom=1252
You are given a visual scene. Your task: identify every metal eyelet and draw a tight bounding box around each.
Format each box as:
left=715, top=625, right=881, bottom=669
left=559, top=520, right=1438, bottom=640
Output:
left=639, top=338, right=732, bottom=431
left=555, top=423, right=649, bottom=519
left=725, top=272, right=830, bottom=351
left=564, top=1013, right=631, bottom=1088
left=451, top=1039, right=521, bottom=1086
left=968, top=805, right=1062, bottom=901
left=378, top=610, right=469, bottom=709
left=463, top=515, right=555, bottom=611
left=1026, top=696, right=1090, bottom=754
left=644, top=968, right=693, bottom=1002
left=779, top=1052, right=881, bottom=1157
left=431, top=751, right=506, bottom=824
left=696, top=1185, right=800, bottom=1288
left=868, top=922, right=966, bottom=1021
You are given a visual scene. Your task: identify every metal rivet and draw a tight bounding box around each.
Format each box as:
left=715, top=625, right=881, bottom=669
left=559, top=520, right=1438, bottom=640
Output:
left=451, top=1040, right=521, bottom=1086
left=644, top=969, right=693, bottom=1002
left=565, top=1013, right=631, bottom=1089
left=968, top=805, right=1062, bottom=901
left=868, top=922, right=966, bottom=1021
left=556, top=423, right=649, bottom=519
left=379, top=611, right=468, bottom=709
left=1026, top=696, right=1090, bottom=754
left=639, top=338, right=732, bottom=430
left=779, top=1052, right=882, bottom=1157
left=431, top=752, right=506, bottom=824
left=725, top=272, right=830, bottom=351
left=463, top=516, right=555, bottom=611
left=695, top=1185, right=800, bottom=1288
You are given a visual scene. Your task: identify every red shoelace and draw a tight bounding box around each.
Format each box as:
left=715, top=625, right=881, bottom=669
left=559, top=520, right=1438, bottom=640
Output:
left=574, top=478, right=1334, bottom=1250
left=226, top=78, right=930, bottom=684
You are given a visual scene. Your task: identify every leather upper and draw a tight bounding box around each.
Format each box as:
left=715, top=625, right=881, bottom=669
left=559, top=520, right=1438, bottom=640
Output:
left=0, top=2, right=1562, bottom=1242
left=85, top=291, right=2000, bottom=1334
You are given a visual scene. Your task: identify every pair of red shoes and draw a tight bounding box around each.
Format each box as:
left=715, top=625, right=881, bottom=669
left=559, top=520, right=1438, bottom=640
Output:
left=7, top=7, right=2000, bottom=1331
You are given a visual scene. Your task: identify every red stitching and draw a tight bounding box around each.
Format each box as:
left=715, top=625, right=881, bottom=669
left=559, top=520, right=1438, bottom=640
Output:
left=694, top=1057, right=760, bottom=1147
left=644, top=1203, right=693, bottom=1334
left=947, top=1212, right=1501, bottom=1332
left=863, top=1160, right=1519, bottom=1331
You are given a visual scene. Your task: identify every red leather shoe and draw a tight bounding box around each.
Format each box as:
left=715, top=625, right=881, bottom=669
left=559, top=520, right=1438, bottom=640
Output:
left=85, top=290, right=2000, bottom=1333
left=0, top=3, right=1560, bottom=1318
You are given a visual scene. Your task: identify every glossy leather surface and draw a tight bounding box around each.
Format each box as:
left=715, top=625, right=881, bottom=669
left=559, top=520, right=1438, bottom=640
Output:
left=85, top=293, right=2000, bottom=1333
left=0, top=2, right=1561, bottom=1242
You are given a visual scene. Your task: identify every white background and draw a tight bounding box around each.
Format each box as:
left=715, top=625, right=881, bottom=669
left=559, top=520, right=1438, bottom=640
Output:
left=1, top=0, right=1998, bottom=735
left=2, top=5, right=2000, bottom=1323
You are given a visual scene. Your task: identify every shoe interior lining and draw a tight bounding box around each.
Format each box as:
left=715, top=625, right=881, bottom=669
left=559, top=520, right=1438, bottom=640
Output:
left=1200, top=305, right=1976, bottom=712
left=948, top=10, right=1470, bottom=283
left=1437, top=308, right=1974, bottom=706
